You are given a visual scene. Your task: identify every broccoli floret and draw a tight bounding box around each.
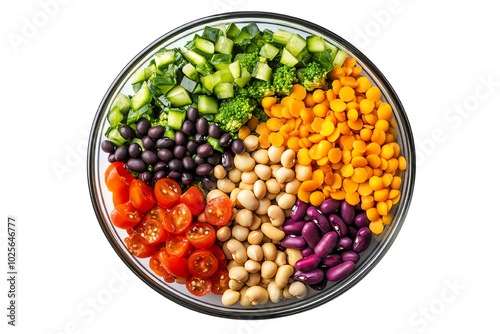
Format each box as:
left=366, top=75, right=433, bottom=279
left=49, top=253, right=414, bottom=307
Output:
left=247, top=80, right=275, bottom=98
left=298, top=61, right=329, bottom=91
left=233, top=85, right=250, bottom=97
left=215, top=95, right=257, bottom=133
left=273, top=65, right=298, bottom=96
left=253, top=106, right=270, bottom=123
left=239, top=51, right=261, bottom=73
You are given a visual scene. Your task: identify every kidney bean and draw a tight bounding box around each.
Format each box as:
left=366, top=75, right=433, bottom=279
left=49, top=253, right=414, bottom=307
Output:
left=320, top=254, right=341, bottom=268
left=314, top=232, right=338, bottom=258
left=348, top=226, right=358, bottom=239
left=340, top=251, right=360, bottom=264
left=354, top=203, right=362, bottom=211
left=329, top=214, right=348, bottom=237
left=309, top=276, right=328, bottom=291
left=354, top=212, right=370, bottom=228
left=326, top=261, right=355, bottom=282
left=353, top=227, right=371, bottom=253
left=282, top=220, right=306, bottom=235
left=336, top=237, right=353, bottom=252
left=306, top=206, right=331, bottom=233
left=292, top=268, right=325, bottom=285
left=280, top=236, right=306, bottom=249
left=340, top=201, right=355, bottom=225
left=301, top=222, right=322, bottom=248
left=295, top=254, right=321, bottom=272
left=291, top=200, right=308, bottom=221
left=320, top=198, right=341, bottom=215
left=301, top=247, right=314, bottom=257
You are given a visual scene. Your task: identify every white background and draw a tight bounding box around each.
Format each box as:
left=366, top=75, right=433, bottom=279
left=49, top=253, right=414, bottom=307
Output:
left=1, top=0, right=499, bottom=333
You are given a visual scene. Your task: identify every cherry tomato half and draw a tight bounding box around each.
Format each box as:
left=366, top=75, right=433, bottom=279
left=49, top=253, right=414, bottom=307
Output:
left=165, top=234, right=192, bottom=258
left=187, top=249, right=218, bottom=279
left=210, top=269, right=229, bottom=295
left=154, top=178, right=181, bottom=208
left=158, top=252, right=190, bottom=278
left=129, top=179, right=156, bottom=213
left=149, top=250, right=169, bottom=277
left=205, top=195, right=232, bottom=226
left=163, top=273, right=175, bottom=283
left=124, top=233, right=157, bottom=258
left=186, top=222, right=216, bottom=249
left=186, top=276, right=212, bottom=297
left=112, top=187, right=129, bottom=207
left=209, top=244, right=227, bottom=270
left=179, top=186, right=205, bottom=216
left=105, top=162, right=135, bottom=193
left=163, top=203, right=192, bottom=234
left=144, top=204, right=167, bottom=225
left=111, top=201, right=143, bottom=229
left=135, top=219, right=168, bottom=245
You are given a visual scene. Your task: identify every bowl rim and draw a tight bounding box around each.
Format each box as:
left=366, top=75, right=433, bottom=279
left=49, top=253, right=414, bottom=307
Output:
left=87, top=11, right=416, bottom=320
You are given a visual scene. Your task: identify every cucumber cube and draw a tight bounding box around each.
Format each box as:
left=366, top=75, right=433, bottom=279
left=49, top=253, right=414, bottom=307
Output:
left=252, top=62, right=272, bottom=82
left=198, top=95, right=219, bottom=114
left=306, top=35, right=326, bottom=53
left=214, top=82, right=234, bottom=99
left=260, top=43, right=280, bottom=60
left=182, top=63, right=199, bottom=81
left=226, top=23, right=240, bottom=39
left=333, top=50, right=348, bottom=67
left=166, top=85, right=192, bottom=107
left=219, top=68, right=234, bottom=83
left=280, top=48, right=299, bottom=67
left=202, top=71, right=222, bottom=93
left=229, top=60, right=241, bottom=79
left=110, top=93, right=131, bottom=113
left=154, top=49, right=176, bottom=69
left=167, top=110, right=186, bottom=130
left=202, top=26, right=222, bottom=43
left=273, top=29, right=293, bottom=47
left=215, top=36, right=234, bottom=54
left=234, top=67, right=252, bottom=87
left=131, top=82, right=151, bottom=110
left=286, top=34, right=307, bottom=57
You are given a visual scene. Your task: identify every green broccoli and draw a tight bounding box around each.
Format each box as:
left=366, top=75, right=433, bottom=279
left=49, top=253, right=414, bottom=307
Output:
left=297, top=61, right=329, bottom=91
left=239, top=51, right=261, bottom=73
left=247, top=80, right=275, bottom=98
left=273, top=65, right=298, bottom=96
left=215, top=95, right=257, bottom=133
left=253, top=106, right=270, bottom=124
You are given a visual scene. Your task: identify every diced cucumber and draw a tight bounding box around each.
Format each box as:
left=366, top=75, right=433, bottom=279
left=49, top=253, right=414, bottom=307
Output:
left=201, top=71, right=222, bottom=93
left=333, top=50, right=348, bottom=67
left=131, top=82, right=152, bottom=110
left=214, top=82, right=234, bottom=99
left=127, top=104, right=152, bottom=124
left=313, top=50, right=334, bottom=72
left=192, top=84, right=203, bottom=95
left=180, top=76, right=198, bottom=93
left=211, top=24, right=227, bottom=37
left=166, top=85, right=192, bottom=107
left=234, top=30, right=252, bottom=45
left=296, top=49, right=313, bottom=68
left=164, top=129, right=175, bottom=140
left=157, top=84, right=175, bottom=95
left=215, top=36, right=234, bottom=54
left=234, top=67, right=252, bottom=87
left=241, top=23, right=260, bottom=39
left=306, top=35, right=326, bottom=53
left=154, top=49, right=176, bottom=69
left=226, top=23, right=240, bottom=39
left=207, top=136, right=224, bottom=153
left=229, top=60, right=241, bottom=79
left=196, top=63, right=214, bottom=76
left=167, top=110, right=186, bottom=130
left=193, top=37, right=215, bottom=56
left=252, top=62, right=272, bottom=82
left=246, top=43, right=259, bottom=53
left=107, top=107, right=124, bottom=127
left=280, top=48, right=299, bottom=67
left=185, top=50, right=207, bottom=66
left=198, top=95, right=219, bottom=114
left=324, top=41, right=339, bottom=59
left=219, top=68, right=234, bottom=83
left=286, top=34, right=307, bottom=57
left=108, top=128, right=127, bottom=146
left=131, top=67, right=154, bottom=85
left=182, top=63, right=199, bottom=81
left=273, top=29, right=293, bottom=47
left=210, top=54, right=232, bottom=70
left=202, top=26, right=222, bottom=43
left=132, top=138, right=145, bottom=150
left=110, top=93, right=131, bottom=113
left=260, top=43, right=279, bottom=60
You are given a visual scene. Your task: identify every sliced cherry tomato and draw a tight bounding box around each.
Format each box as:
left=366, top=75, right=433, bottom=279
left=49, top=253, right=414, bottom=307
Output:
left=105, top=162, right=135, bottom=193
left=165, top=234, right=192, bottom=258
left=186, top=222, right=215, bottom=249
left=149, top=251, right=169, bottom=277
left=179, top=186, right=205, bottom=216
left=154, top=178, right=181, bottom=208
left=135, top=219, right=168, bottom=245
left=163, top=203, right=192, bottom=234
left=129, top=179, right=156, bottom=213
left=187, top=249, right=218, bottom=279
left=111, top=201, right=143, bottom=229
left=113, top=187, right=129, bottom=207
left=209, top=245, right=227, bottom=270
left=205, top=195, right=232, bottom=226
left=144, top=204, right=167, bottom=225
left=124, top=233, right=157, bottom=258
left=163, top=273, right=175, bottom=283
left=210, top=269, right=229, bottom=295
left=158, top=251, right=190, bottom=278
left=186, top=275, right=212, bottom=296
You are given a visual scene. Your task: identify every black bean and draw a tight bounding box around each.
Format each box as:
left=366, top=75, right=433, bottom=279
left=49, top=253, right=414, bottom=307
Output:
left=142, top=150, right=158, bottom=165
left=196, top=117, right=209, bottom=136
left=194, top=155, right=205, bottom=165
left=154, top=161, right=167, bottom=172
left=193, top=133, right=206, bottom=144
left=208, top=123, right=221, bottom=139
left=119, top=125, right=135, bottom=140
left=108, top=153, right=116, bottom=163
left=156, top=137, right=175, bottom=149
left=148, top=125, right=165, bottom=139
left=222, top=151, right=234, bottom=170
left=175, top=131, right=188, bottom=146
left=142, top=136, right=155, bottom=150
left=196, top=163, right=213, bottom=176
left=186, top=107, right=199, bottom=122
left=173, top=146, right=187, bottom=159
left=139, top=171, right=153, bottom=183
left=101, top=140, right=115, bottom=153
left=158, top=149, right=173, bottom=162
left=128, top=143, right=142, bottom=158
left=168, top=171, right=181, bottom=179
left=231, top=139, right=245, bottom=154
left=135, top=129, right=144, bottom=139
left=201, top=177, right=216, bottom=190
left=218, top=133, right=232, bottom=148
left=168, top=159, right=182, bottom=171
left=181, top=120, right=196, bottom=136
left=154, top=170, right=167, bottom=180
left=207, top=152, right=221, bottom=166
left=114, top=147, right=129, bottom=162
left=186, top=141, right=199, bottom=154
left=181, top=172, right=193, bottom=185
left=197, top=143, right=213, bottom=158
left=136, top=118, right=151, bottom=135
left=182, top=156, right=196, bottom=170
left=127, top=158, right=147, bottom=172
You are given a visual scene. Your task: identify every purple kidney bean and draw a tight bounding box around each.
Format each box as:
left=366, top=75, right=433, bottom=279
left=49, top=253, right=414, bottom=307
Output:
left=353, top=227, right=372, bottom=253
left=340, top=251, right=360, bottom=264
left=354, top=203, right=362, bottom=211
left=302, top=222, right=322, bottom=248
left=326, top=261, right=355, bottom=282
left=307, top=206, right=331, bottom=233
left=292, top=268, right=325, bottom=285
left=314, top=231, right=338, bottom=258
left=348, top=226, right=358, bottom=239
left=320, top=254, right=341, bottom=268
left=336, top=237, right=353, bottom=252
left=310, top=276, right=328, bottom=291
left=280, top=235, right=307, bottom=249
left=301, top=247, right=314, bottom=257
left=295, top=254, right=321, bottom=272
left=340, top=201, right=355, bottom=225
left=282, top=220, right=306, bottom=235
left=320, top=198, right=341, bottom=215
left=329, top=214, right=348, bottom=237
left=291, top=200, right=308, bottom=221
left=354, top=211, right=370, bottom=228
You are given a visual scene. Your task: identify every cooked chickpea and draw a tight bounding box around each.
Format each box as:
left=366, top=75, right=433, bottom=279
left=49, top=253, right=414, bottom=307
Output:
left=229, top=278, right=245, bottom=290
left=253, top=180, right=267, bottom=199
left=266, top=178, right=280, bottom=194
left=252, top=149, right=269, bottom=164
left=285, top=248, right=303, bottom=267
left=295, top=164, right=312, bottom=181
left=276, top=167, right=295, bottom=184
left=275, top=265, right=294, bottom=289
left=226, top=260, right=241, bottom=271
left=207, top=189, right=227, bottom=202
left=230, top=188, right=241, bottom=207
left=267, top=205, right=285, bottom=227
left=197, top=212, right=206, bottom=223
left=222, top=289, right=240, bottom=306
left=239, top=286, right=252, bottom=307
left=254, top=164, right=272, bottom=180
left=274, top=250, right=287, bottom=267
left=217, top=178, right=236, bottom=193
left=228, top=168, right=242, bottom=183
left=270, top=164, right=282, bottom=178
left=245, top=272, right=261, bottom=287
left=248, top=215, right=262, bottom=230
left=259, top=277, right=272, bottom=288
left=265, top=192, right=277, bottom=200
left=289, top=281, right=308, bottom=299
left=229, top=266, right=249, bottom=283
left=245, top=286, right=269, bottom=305
left=214, top=165, right=227, bottom=179
left=283, top=285, right=293, bottom=298
left=261, top=223, right=285, bottom=240
left=280, top=149, right=296, bottom=168
left=247, top=230, right=263, bottom=245
left=268, top=145, right=285, bottom=163
left=277, top=193, right=296, bottom=210
left=267, top=281, right=283, bottom=303
left=256, top=198, right=271, bottom=215
left=232, top=225, right=249, bottom=242
left=241, top=170, right=258, bottom=184
left=235, top=209, right=253, bottom=227
left=237, top=189, right=259, bottom=210
left=285, top=178, right=300, bottom=194
left=261, top=261, right=278, bottom=279
left=239, top=182, right=253, bottom=191
left=234, top=152, right=255, bottom=172
left=262, top=243, right=277, bottom=261
left=243, top=135, right=259, bottom=152
left=217, top=226, right=231, bottom=242
left=247, top=245, right=263, bottom=262
left=226, top=239, right=248, bottom=264
left=244, top=260, right=261, bottom=273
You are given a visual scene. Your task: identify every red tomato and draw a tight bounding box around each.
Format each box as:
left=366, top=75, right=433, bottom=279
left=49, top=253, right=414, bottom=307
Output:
left=112, top=187, right=129, bottom=207
left=163, top=273, right=175, bottom=283
left=209, top=245, right=227, bottom=270
left=135, top=219, right=168, bottom=245
left=124, top=233, right=157, bottom=258
left=154, top=178, right=181, bottom=208
left=165, top=234, right=192, bottom=258
left=186, top=222, right=215, bottom=249
left=129, top=179, right=156, bottom=213
left=210, top=269, right=229, bottom=295
left=105, top=162, right=135, bottom=193
left=205, top=196, right=232, bottom=226
left=144, top=204, right=167, bottom=225
left=111, top=202, right=143, bottom=229
left=186, top=276, right=212, bottom=297
left=149, top=251, right=169, bottom=277
left=187, top=249, right=218, bottom=279
left=179, top=186, right=205, bottom=216
left=158, top=252, right=190, bottom=278
left=163, top=203, right=192, bottom=234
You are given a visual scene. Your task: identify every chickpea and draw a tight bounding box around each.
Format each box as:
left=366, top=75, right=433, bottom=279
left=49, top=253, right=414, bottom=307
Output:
left=265, top=192, right=277, bottom=201
left=275, top=265, right=294, bottom=289
left=241, top=171, right=258, bottom=184
left=239, top=286, right=252, bottom=307
left=266, top=178, right=281, bottom=194
left=229, top=279, right=245, bottom=290
left=247, top=245, right=264, bottom=262
left=282, top=285, right=294, bottom=299
left=253, top=180, right=267, bottom=199
left=228, top=168, right=242, bottom=183
left=256, top=198, right=271, bottom=215
left=239, top=182, right=254, bottom=191
left=276, top=167, right=295, bottom=184
left=235, top=209, right=253, bottom=227
left=226, top=260, right=241, bottom=271
left=262, top=243, right=277, bottom=261
left=259, top=277, right=272, bottom=288
left=274, top=251, right=287, bottom=267
left=261, top=261, right=278, bottom=279
left=245, top=286, right=269, bottom=305
left=207, top=189, right=227, bottom=202
left=230, top=188, right=242, bottom=207
left=277, top=194, right=296, bottom=210
left=226, top=239, right=248, bottom=264
left=285, top=248, right=303, bottom=267
left=261, top=223, right=285, bottom=240
left=280, top=149, right=296, bottom=168
left=217, top=178, right=236, bottom=193
left=244, top=260, right=261, bottom=273
left=246, top=272, right=261, bottom=287
left=222, top=289, right=240, bottom=306
left=295, top=164, right=312, bottom=181
left=247, top=230, right=264, bottom=245
left=267, top=205, right=285, bottom=227
left=267, top=281, right=283, bottom=304
left=248, top=215, right=262, bottom=230
left=213, top=165, right=227, bottom=179
left=230, top=207, right=238, bottom=221
left=216, top=226, right=231, bottom=242
left=285, top=178, right=300, bottom=194
left=270, top=164, right=282, bottom=178
left=237, top=190, right=259, bottom=210
left=289, top=281, right=308, bottom=299
left=232, top=225, right=249, bottom=242
left=243, top=135, right=259, bottom=152
left=276, top=191, right=285, bottom=203
left=234, top=152, right=255, bottom=172
left=252, top=149, right=269, bottom=164
left=229, top=266, right=249, bottom=283
left=268, top=145, right=285, bottom=163
left=197, top=212, right=206, bottom=223
left=254, top=164, right=272, bottom=180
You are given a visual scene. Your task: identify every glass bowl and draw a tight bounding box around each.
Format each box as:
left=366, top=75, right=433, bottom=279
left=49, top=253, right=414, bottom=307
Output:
left=87, top=11, right=415, bottom=319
